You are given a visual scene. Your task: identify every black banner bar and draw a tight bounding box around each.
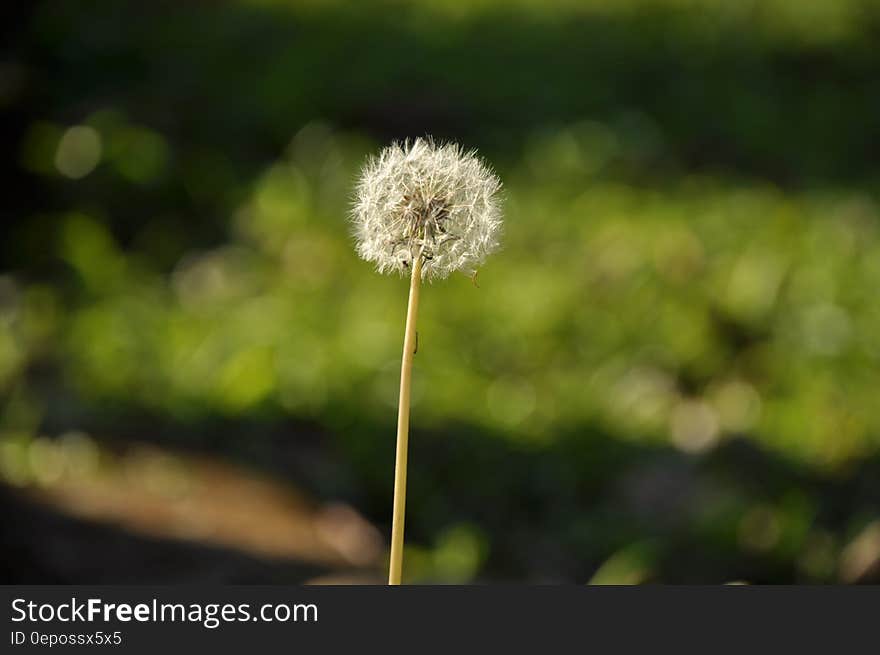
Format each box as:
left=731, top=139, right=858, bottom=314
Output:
left=1, top=586, right=875, bottom=652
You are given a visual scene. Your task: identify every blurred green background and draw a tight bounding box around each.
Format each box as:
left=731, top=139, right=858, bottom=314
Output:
left=2, top=0, right=880, bottom=583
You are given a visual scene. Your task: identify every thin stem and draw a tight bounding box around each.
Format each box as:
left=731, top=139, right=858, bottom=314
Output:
left=388, top=255, right=422, bottom=585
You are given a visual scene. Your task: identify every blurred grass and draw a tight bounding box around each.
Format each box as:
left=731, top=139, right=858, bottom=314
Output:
left=2, top=0, right=880, bottom=582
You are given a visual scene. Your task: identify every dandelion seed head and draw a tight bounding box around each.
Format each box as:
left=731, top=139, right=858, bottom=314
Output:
left=351, top=137, right=503, bottom=281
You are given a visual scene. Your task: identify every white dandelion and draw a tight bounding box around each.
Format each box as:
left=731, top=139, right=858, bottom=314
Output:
left=352, top=137, right=502, bottom=280
left=351, top=137, right=503, bottom=585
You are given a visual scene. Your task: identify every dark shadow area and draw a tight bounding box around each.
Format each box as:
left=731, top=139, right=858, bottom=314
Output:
left=0, top=485, right=332, bottom=584
left=5, top=1, right=880, bottom=271
left=17, top=393, right=880, bottom=583
left=404, top=425, right=880, bottom=583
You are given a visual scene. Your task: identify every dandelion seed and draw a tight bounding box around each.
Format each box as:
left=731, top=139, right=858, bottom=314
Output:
left=352, top=137, right=503, bottom=280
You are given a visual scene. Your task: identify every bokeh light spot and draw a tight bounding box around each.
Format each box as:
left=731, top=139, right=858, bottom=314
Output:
left=54, top=126, right=102, bottom=179
left=670, top=399, right=720, bottom=454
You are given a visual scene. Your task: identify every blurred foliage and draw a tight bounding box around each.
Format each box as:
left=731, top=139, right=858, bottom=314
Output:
left=2, top=0, right=880, bottom=583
